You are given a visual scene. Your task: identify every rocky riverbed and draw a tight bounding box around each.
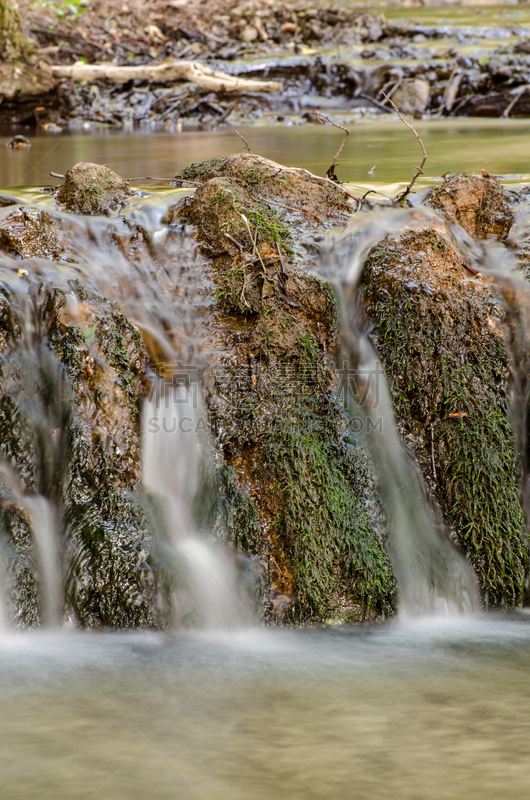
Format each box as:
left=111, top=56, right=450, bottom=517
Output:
left=6, top=0, right=530, bottom=131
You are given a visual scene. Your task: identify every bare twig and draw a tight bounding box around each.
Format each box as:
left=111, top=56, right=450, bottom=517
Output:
left=358, top=92, right=394, bottom=113
left=234, top=129, right=254, bottom=155
left=238, top=266, right=251, bottom=310
left=276, top=240, right=287, bottom=277
left=503, top=85, right=530, bottom=118
left=126, top=175, right=174, bottom=181
left=49, top=171, right=65, bottom=179
left=314, top=111, right=351, bottom=183
left=434, top=64, right=462, bottom=117
left=383, top=92, right=427, bottom=205
left=265, top=197, right=305, bottom=214
left=224, top=233, right=243, bottom=252
left=378, top=77, right=402, bottom=103
left=237, top=212, right=269, bottom=277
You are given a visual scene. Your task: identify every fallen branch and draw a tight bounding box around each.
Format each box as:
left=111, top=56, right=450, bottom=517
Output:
left=126, top=176, right=174, bottom=181
left=502, top=85, right=530, bottom=118
left=383, top=92, right=427, bottom=205
left=314, top=112, right=350, bottom=183
left=51, top=60, right=282, bottom=94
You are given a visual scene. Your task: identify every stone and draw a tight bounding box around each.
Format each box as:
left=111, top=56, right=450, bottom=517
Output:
left=55, top=162, right=131, bottom=215
left=392, top=78, right=431, bottom=117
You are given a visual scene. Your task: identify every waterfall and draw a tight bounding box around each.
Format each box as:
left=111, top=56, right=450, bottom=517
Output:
left=322, top=207, right=481, bottom=616
left=142, top=384, right=247, bottom=629
left=22, top=496, right=62, bottom=629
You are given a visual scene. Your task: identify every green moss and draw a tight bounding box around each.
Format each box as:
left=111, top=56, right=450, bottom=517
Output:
left=0, top=282, right=160, bottom=628
left=296, top=332, right=320, bottom=361
left=263, top=408, right=396, bottom=620
left=216, top=465, right=261, bottom=553
left=247, top=207, right=290, bottom=245
left=364, top=230, right=528, bottom=606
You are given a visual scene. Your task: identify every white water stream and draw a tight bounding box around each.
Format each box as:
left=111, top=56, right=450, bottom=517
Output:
left=142, top=389, right=247, bottom=629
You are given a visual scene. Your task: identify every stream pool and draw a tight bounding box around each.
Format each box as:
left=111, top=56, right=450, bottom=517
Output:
left=1, top=616, right=530, bottom=799
left=2, top=117, right=530, bottom=198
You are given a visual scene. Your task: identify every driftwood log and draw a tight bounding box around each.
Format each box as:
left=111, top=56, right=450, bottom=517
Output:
left=51, top=60, right=282, bottom=94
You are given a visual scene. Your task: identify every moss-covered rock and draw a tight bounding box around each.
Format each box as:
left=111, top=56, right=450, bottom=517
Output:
left=175, top=153, right=352, bottom=227
left=0, top=277, right=162, bottom=628
left=55, top=162, right=131, bottom=215
left=362, top=228, right=527, bottom=607
left=176, top=154, right=395, bottom=622
left=427, top=173, right=514, bottom=241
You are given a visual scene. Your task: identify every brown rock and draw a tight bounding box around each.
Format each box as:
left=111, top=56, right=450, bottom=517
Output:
left=428, top=173, right=514, bottom=241
left=55, top=162, right=131, bottom=215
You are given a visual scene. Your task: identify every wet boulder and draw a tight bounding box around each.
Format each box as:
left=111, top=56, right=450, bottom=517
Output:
left=55, top=162, right=131, bottom=215
left=427, top=173, right=514, bottom=241
left=173, top=154, right=396, bottom=623
left=362, top=228, right=527, bottom=607
left=0, top=207, right=75, bottom=260
left=0, top=270, right=161, bottom=629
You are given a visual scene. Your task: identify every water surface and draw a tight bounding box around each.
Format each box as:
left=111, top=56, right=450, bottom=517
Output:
left=2, top=118, right=530, bottom=196
left=1, top=617, right=530, bottom=799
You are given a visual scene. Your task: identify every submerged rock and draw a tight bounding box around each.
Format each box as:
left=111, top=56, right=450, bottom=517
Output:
left=55, top=162, right=131, bottom=215
left=362, top=228, right=527, bottom=607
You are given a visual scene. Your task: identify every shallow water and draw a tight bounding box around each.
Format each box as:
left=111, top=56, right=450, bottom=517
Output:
left=1, top=616, right=530, bottom=799
left=2, top=118, right=530, bottom=198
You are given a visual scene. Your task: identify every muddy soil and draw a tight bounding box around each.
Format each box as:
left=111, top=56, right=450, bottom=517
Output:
left=6, top=0, right=530, bottom=131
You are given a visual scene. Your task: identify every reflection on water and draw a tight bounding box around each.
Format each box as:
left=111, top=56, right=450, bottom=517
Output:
left=2, top=118, right=530, bottom=193
left=1, top=617, right=530, bottom=799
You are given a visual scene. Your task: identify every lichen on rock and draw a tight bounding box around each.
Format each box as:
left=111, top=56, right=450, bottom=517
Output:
left=55, top=162, right=131, bottom=215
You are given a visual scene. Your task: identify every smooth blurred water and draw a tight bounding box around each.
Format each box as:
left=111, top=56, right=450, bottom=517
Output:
left=1, top=617, right=530, bottom=799
left=2, top=118, right=530, bottom=195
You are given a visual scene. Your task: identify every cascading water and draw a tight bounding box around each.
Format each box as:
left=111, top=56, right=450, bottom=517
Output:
left=142, top=383, right=247, bottom=629
left=21, top=496, right=62, bottom=629
left=0, top=199, right=243, bottom=631
left=321, top=206, right=481, bottom=616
